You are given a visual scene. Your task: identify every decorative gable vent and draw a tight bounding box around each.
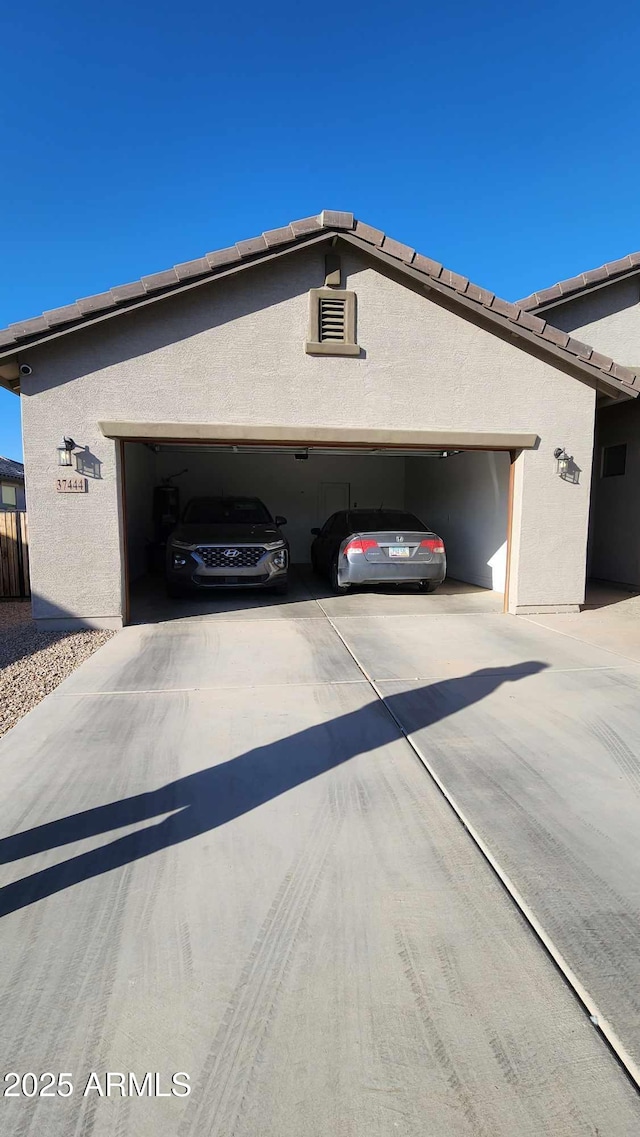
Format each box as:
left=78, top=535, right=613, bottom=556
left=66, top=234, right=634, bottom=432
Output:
left=319, top=296, right=347, bottom=342
left=305, top=289, right=360, bottom=356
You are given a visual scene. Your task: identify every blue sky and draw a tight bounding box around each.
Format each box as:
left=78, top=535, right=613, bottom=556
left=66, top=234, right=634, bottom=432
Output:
left=2, top=0, right=640, bottom=459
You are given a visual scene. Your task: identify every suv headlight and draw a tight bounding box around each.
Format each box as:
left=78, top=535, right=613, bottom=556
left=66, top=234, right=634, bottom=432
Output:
left=171, top=539, right=194, bottom=549
left=272, top=548, right=288, bottom=569
left=263, top=540, right=286, bottom=550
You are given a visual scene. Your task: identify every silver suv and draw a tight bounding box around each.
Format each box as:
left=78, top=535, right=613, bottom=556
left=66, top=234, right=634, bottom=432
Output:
left=166, top=496, right=289, bottom=597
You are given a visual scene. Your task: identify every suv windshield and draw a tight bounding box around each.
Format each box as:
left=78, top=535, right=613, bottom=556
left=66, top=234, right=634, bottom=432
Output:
left=183, top=498, right=272, bottom=525
left=347, top=510, right=427, bottom=532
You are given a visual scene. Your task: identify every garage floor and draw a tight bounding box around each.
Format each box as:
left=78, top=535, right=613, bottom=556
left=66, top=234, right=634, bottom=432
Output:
left=130, top=567, right=505, bottom=623
left=1, top=586, right=640, bottom=1134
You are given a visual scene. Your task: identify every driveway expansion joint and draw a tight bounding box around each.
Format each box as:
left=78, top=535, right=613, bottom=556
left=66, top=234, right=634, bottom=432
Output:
left=316, top=598, right=640, bottom=1093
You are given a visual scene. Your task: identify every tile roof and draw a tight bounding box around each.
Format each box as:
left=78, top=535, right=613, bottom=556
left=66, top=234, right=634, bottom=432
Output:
left=0, top=211, right=638, bottom=398
left=519, top=252, right=640, bottom=312
left=0, top=456, right=24, bottom=481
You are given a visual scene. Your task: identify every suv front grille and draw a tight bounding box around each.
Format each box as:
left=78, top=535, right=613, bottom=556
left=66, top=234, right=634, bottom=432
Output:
left=195, top=545, right=264, bottom=568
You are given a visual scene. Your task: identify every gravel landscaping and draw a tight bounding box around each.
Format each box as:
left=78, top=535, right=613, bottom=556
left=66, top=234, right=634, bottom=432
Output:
left=0, top=601, right=115, bottom=738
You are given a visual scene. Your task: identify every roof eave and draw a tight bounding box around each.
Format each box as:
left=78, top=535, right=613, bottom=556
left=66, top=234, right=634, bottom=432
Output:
left=0, top=363, right=21, bottom=395
left=0, top=212, right=637, bottom=402
left=0, top=230, right=337, bottom=384
left=521, top=265, right=640, bottom=313
left=339, top=234, right=638, bottom=401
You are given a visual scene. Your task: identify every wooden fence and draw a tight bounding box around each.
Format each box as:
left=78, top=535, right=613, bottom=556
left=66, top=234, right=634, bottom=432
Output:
left=0, top=511, right=30, bottom=599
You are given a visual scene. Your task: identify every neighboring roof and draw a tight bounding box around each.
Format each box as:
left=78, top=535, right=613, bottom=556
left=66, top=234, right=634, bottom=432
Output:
left=0, top=210, right=638, bottom=400
left=519, top=251, right=640, bottom=312
left=0, top=456, right=24, bottom=481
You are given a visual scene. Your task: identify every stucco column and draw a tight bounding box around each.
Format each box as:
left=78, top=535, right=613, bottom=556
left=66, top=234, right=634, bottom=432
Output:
left=507, top=436, right=593, bottom=615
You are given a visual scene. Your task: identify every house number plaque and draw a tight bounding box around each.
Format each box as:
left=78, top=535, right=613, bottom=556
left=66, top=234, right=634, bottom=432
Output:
left=56, top=476, right=87, bottom=493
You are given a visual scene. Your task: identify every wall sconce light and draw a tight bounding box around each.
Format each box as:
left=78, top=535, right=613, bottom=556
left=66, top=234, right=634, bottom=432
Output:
left=57, top=437, right=79, bottom=467
left=554, top=447, right=572, bottom=476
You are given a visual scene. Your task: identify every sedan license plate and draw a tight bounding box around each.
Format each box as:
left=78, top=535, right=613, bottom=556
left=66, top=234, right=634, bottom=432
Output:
left=389, top=545, right=410, bottom=558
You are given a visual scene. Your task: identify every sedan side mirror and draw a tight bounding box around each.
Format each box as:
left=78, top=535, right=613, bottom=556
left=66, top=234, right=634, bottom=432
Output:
left=310, top=527, right=321, bottom=536
left=275, top=515, right=287, bottom=526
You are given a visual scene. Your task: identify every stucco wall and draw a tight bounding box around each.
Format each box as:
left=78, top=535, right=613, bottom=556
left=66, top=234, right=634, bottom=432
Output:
left=542, top=280, right=640, bottom=589
left=546, top=278, right=640, bottom=367
left=406, top=451, right=509, bottom=591
left=19, top=244, right=596, bottom=624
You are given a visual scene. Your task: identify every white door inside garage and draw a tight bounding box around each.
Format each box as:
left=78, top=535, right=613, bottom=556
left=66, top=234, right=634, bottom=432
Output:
left=122, top=441, right=511, bottom=619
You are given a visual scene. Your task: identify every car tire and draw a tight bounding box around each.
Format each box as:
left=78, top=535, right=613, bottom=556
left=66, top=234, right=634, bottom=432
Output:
left=418, top=579, right=440, bottom=593
left=330, top=558, right=351, bottom=594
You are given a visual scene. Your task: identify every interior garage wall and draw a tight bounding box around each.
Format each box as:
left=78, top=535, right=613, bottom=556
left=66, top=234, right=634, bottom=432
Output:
left=406, top=451, right=509, bottom=591
left=124, top=444, right=157, bottom=582
left=154, top=450, right=406, bottom=561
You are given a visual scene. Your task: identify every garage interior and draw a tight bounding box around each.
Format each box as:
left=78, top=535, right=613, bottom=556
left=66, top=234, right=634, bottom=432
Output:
left=123, top=441, right=511, bottom=619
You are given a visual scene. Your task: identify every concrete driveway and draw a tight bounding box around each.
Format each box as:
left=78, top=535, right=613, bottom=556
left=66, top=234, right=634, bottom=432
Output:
left=1, top=575, right=640, bottom=1136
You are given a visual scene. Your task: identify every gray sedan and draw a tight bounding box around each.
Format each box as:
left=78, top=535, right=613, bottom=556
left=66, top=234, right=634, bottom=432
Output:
left=310, top=509, right=446, bottom=594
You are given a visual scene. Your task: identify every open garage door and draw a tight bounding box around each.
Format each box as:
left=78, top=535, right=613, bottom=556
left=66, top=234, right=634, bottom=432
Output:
left=121, top=438, right=513, bottom=624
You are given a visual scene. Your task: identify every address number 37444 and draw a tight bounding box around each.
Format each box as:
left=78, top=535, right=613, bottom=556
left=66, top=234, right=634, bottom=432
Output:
left=56, top=476, right=87, bottom=493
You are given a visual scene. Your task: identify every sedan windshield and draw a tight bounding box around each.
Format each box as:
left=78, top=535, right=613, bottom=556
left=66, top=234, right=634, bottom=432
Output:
left=348, top=511, right=427, bottom=532
left=183, top=498, right=272, bottom=524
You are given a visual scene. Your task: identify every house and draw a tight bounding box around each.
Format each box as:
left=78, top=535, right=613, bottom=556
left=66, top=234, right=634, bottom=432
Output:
left=0, top=210, right=638, bottom=631
left=520, top=256, right=640, bottom=589
left=0, top=456, right=25, bottom=511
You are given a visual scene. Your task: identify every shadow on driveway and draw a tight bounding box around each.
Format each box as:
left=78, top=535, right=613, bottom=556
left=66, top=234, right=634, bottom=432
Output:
left=0, top=662, right=546, bottom=918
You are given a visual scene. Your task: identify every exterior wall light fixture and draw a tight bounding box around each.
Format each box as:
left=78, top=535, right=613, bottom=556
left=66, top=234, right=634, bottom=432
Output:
left=57, top=437, right=79, bottom=467
left=554, top=447, right=581, bottom=484
left=554, top=447, right=571, bottom=475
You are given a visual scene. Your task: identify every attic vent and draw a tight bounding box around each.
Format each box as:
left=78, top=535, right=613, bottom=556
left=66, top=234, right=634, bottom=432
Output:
left=319, top=297, right=346, bottom=342
left=305, top=288, right=360, bottom=356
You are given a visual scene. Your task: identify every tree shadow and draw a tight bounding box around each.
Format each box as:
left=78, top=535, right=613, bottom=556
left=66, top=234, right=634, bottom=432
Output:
left=0, top=662, right=547, bottom=918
